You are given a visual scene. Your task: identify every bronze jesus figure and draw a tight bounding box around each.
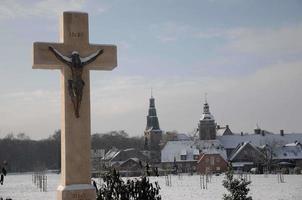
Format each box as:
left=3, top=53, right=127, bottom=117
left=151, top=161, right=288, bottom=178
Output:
left=49, top=46, right=104, bottom=118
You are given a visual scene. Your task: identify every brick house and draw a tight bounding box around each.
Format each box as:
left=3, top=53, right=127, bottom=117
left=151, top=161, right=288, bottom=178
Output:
left=161, top=140, right=227, bottom=173
left=196, top=153, right=228, bottom=174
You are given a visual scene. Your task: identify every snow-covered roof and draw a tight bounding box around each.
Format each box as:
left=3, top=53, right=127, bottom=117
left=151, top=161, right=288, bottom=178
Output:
left=123, top=148, right=135, bottom=152
left=284, top=142, right=301, bottom=147
left=216, top=129, right=225, bottom=136
left=161, top=140, right=227, bottom=163
left=273, top=144, right=302, bottom=160
left=216, top=126, right=233, bottom=136
left=180, top=149, right=187, bottom=155
left=231, top=162, right=254, bottom=167
left=120, top=157, right=141, bottom=165
left=229, top=142, right=263, bottom=161
left=200, top=113, right=215, bottom=121
left=102, top=148, right=120, bottom=161
left=217, top=133, right=302, bottom=149
left=176, top=133, right=191, bottom=141
left=193, top=149, right=200, bottom=155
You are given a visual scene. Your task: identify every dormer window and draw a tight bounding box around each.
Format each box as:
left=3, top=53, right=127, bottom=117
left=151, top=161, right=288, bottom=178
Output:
left=180, top=149, right=187, bottom=160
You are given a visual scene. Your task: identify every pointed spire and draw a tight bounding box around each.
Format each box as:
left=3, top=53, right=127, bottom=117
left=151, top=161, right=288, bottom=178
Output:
left=203, top=102, right=210, bottom=114
left=203, top=93, right=210, bottom=114
left=200, top=93, right=215, bottom=121
left=204, top=92, right=208, bottom=104
left=146, top=91, right=160, bottom=130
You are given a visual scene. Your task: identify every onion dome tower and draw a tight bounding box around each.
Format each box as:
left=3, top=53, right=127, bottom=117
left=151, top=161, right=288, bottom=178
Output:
left=198, top=97, right=217, bottom=140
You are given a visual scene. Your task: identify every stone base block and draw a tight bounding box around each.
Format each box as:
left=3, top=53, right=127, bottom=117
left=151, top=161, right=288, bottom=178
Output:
left=57, top=184, right=96, bottom=200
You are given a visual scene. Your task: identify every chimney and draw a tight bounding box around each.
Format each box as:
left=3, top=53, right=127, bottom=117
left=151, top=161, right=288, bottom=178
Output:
left=261, top=130, right=265, bottom=136
left=254, top=128, right=261, bottom=134
left=217, top=125, right=220, bottom=129
left=241, top=132, right=243, bottom=136
left=280, top=130, right=284, bottom=136
left=226, top=125, right=229, bottom=129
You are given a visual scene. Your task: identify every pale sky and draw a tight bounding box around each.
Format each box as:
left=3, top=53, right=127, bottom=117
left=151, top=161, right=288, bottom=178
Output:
left=0, top=0, right=301, bottom=139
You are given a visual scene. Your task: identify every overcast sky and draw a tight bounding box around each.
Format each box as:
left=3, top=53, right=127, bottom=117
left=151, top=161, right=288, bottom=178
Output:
left=0, top=0, right=301, bottom=139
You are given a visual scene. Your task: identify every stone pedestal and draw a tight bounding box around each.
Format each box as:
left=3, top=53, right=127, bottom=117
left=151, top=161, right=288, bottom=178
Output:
left=57, top=184, right=96, bottom=200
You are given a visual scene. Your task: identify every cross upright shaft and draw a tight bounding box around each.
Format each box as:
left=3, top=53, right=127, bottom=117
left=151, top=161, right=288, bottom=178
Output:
left=33, top=11, right=117, bottom=199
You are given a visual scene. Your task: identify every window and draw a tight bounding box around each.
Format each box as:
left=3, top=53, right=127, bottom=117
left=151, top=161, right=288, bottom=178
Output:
left=181, top=155, right=187, bottom=160
left=194, top=155, right=199, bottom=160
left=210, top=156, right=215, bottom=166
left=216, top=157, right=220, bottom=163
left=216, top=167, right=220, bottom=171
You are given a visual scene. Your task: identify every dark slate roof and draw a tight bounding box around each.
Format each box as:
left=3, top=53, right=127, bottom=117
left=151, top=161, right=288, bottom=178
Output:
left=146, top=97, right=161, bottom=131
left=217, top=133, right=302, bottom=149
left=229, top=142, right=264, bottom=161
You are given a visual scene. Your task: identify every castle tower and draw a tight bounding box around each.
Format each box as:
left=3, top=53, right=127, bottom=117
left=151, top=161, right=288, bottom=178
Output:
left=144, top=92, right=162, bottom=154
left=198, top=99, right=217, bottom=140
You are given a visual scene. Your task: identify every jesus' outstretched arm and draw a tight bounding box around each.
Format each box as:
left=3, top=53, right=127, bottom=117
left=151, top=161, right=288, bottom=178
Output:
left=80, top=49, right=104, bottom=66
left=48, top=46, right=72, bottom=66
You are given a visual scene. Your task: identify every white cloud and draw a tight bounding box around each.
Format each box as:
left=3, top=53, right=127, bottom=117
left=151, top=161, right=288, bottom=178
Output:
left=151, top=21, right=302, bottom=59
left=223, top=25, right=302, bottom=56
left=33, top=0, right=85, bottom=17
left=149, top=22, right=194, bottom=43
left=195, top=24, right=302, bottom=57
left=0, top=0, right=109, bottom=20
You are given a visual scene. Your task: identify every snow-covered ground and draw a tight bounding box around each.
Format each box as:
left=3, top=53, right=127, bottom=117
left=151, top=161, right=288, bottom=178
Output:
left=0, top=173, right=301, bottom=200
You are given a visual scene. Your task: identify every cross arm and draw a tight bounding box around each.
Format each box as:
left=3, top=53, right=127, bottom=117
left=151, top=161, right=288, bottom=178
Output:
left=33, top=42, right=117, bottom=71
left=84, top=44, right=117, bottom=71
left=33, top=42, right=67, bottom=69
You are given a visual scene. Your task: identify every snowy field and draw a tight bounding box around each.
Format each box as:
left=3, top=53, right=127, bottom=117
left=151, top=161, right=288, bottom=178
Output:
left=0, top=173, right=302, bottom=200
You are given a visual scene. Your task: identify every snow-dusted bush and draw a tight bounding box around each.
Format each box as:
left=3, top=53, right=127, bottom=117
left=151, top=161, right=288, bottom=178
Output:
left=97, top=169, right=161, bottom=200
left=222, top=166, right=252, bottom=200
left=294, top=167, right=301, bottom=174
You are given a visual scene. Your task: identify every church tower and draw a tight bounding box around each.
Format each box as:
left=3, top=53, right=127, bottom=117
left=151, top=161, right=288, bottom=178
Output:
left=198, top=99, right=217, bottom=140
left=144, top=92, right=162, bottom=156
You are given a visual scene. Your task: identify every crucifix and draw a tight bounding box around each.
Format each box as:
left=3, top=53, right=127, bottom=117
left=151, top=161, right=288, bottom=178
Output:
left=33, top=12, right=117, bottom=200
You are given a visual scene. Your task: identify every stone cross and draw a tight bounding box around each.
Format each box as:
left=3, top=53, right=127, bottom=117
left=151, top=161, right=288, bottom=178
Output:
left=33, top=12, right=117, bottom=200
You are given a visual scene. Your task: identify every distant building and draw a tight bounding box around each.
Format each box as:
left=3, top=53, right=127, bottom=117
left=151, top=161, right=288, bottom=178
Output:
left=160, top=98, right=302, bottom=171
left=144, top=93, right=163, bottom=162
left=229, top=142, right=265, bottom=171
left=102, top=147, right=148, bottom=169
left=198, top=100, right=217, bottom=140
left=216, top=125, right=233, bottom=136
left=272, top=141, right=302, bottom=168
left=161, top=140, right=227, bottom=173
left=117, top=158, right=146, bottom=176
left=217, top=131, right=302, bottom=159
left=196, top=153, right=228, bottom=174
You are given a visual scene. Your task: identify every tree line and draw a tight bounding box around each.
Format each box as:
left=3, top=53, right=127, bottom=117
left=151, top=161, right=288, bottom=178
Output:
left=0, top=130, right=144, bottom=173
